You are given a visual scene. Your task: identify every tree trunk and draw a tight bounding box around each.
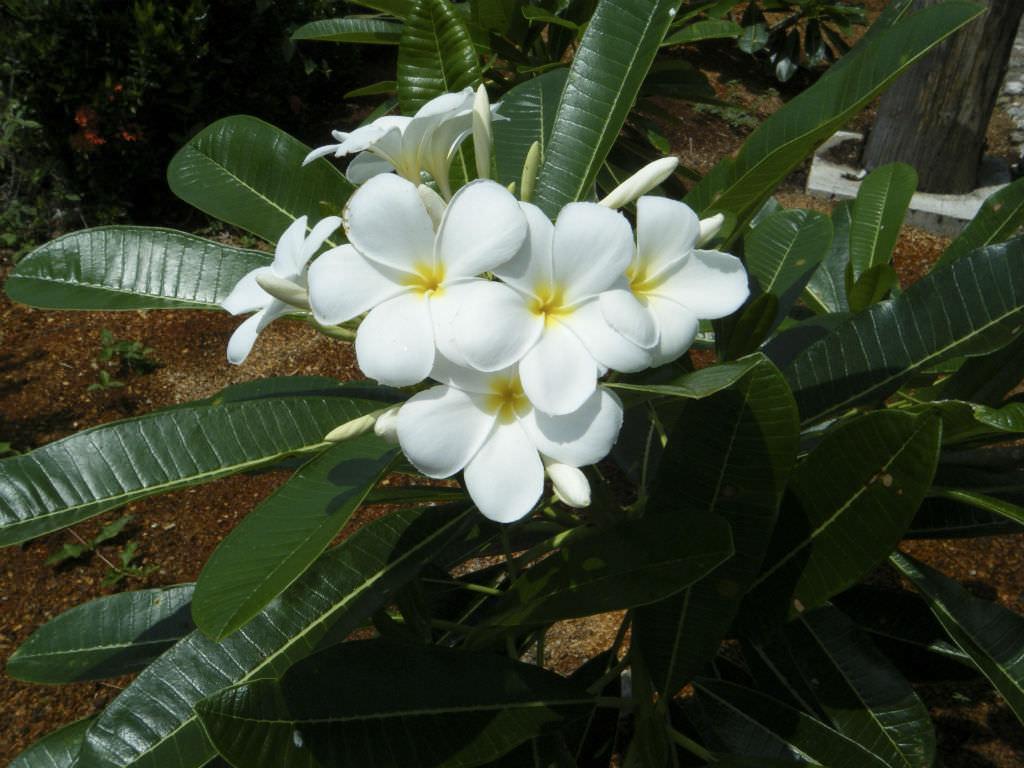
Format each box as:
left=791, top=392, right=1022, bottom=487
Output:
left=861, top=0, right=1023, bottom=193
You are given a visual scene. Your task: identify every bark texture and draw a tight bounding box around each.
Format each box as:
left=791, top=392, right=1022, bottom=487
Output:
left=861, top=0, right=1023, bottom=193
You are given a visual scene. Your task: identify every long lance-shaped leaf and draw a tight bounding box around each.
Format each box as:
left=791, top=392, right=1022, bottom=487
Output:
left=684, top=2, right=983, bottom=234
left=5, top=227, right=270, bottom=311
left=532, top=0, right=682, bottom=215
left=167, top=115, right=352, bottom=244
left=939, top=176, right=1024, bottom=268
left=633, top=359, right=798, bottom=697
left=804, top=200, right=853, bottom=315
left=784, top=238, right=1024, bottom=426
left=848, top=163, right=917, bottom=282
left=9, top=717, right=95, bottom=768
left=8, top=585, right=195, bottom=684
left=493, top=68, right=568, bottom=188
left=0, top=391, right=393, bottom=546
left=292, top=17, right=404, bottom=44
left=891, top=551, right=1024, bottom=724
left=193, top=434, right=399, bottom=640
left=76, top=505, right=471, bottom=768
left=196, top=640, right=594, bottom=768
left=742, top=411, right=941, bottom=631
left=607, top=354, right=765, bottom=406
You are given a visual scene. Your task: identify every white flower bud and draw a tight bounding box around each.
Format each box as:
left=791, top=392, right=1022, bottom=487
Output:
left=472, top=84, right=493, bottom=181
left=598, top=156, right=679, bottom=210
left=545, top=461, right=591, bottom=508
left=373, top=406, right=401, bottom=444
left=417, top=184, right=447, bottom=230
left=323, top=413, right=378, bottom=443
left=254, top=273, right=310, bottom=309
left=520, top=141, right=541, bottom=203
left=697, top=213, right=725, bottom=246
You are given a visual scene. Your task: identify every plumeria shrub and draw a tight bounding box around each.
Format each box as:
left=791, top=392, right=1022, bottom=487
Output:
left=7, top=0, right=1024, bottom=765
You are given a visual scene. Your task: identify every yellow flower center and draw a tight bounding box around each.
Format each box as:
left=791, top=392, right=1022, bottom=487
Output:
left=626, top=261, right=660, bottom=296
left=484, top=377, right=528, bottom=424
left=405, top=261, right=446, bottom=297
left=528, top=283, right=573, bottom=326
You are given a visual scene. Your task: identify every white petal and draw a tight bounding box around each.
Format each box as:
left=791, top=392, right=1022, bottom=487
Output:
left=599, top=157, right=679, bottom=210
left=652, top=249, right=749, bottom=320
left=297, top=216, right=342, bottom=268
left=697, top=213, right=725, bottom=246
left=647, top=295, right=699, bottom=366
left=273, top=217, right=309, bottom=278
left=428, top=354, right=504, bottom=394
left=345, top=152, right=395, bottom=184
left=454, top=281, right=543, bottom=372
left=343, top=174, right=436, bottom=272
left=397, top=385, right=494, bottom=478
left=414, top=88, right=475, bottom=119
left=552, top=203, right=634, bottom=302
left=562, top=301, right=652, bottom=373
left=524, top=388, right=623, bottom=466
left=308, top=245, right=407, bottom=325
left=221, top=268, right=273, bottom=315
left=355, top=292, right=435, bottom=386
left=546, top=462, right=591, bottom=508
left=493, top=202, right=555, bottom=295
left=464, top=422, right=544, bottom=523
left=428, top=279, right=487, bottom=367
left=520, top=321, right=598, bottom=416
left=435, top=180, right=527, bottom=277
left=369, top=126, right=414, bottom=178
left=226, top=301, right=289, bottom=365
left=599, top=287, right=658, bottom=349
left=302, top=143, right=342, bottom=166
left=636, top=196, right=700, bottom=278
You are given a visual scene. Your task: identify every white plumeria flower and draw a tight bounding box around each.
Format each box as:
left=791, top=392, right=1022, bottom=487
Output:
left=221, top=215, right=340, bottom=364
left=303, top=88, right=499, bottom=197
left=610, top=196, right=749, bottom=366
left=308, top=173, right=527, bottom=387
left=397, top=359, right=623, bottom=523
left=454, top=202, right=656, bottom=416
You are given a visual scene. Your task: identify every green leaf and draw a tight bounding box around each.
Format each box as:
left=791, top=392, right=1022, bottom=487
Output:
left=930, top=332, right=1024, bottom=405
left=9, top=716, right=95, bottom=768
left=784, top=239, right=1024, bottom=426
left=607, top=354, right=765, bottom=405
left=77, top=505, right=470, bottom=768
left=745, top=209, right=833, bottom=298
left=931, top=489, right=1024, bottom=527
left=743, top=411, right=941, bottom=629
left=891, top=551, right=1024, bottom=724
left=685, top=2, right=983, bottom=233
left=5, top=227, right=271, bottom=311
left=522, top=5, right=580, bottom=29
left=634, top=359, right=799, bottom=696
left=803, top=199, right=852, bottom=314
left=167, top=116, right=352, bottom=244
left=7, top=585, right=195, bottom=684
left=345, top=80, right=399, bottom=98
left=398, top=0, right=482, bottom=114
left=940, top=176, right=1024, bottom=268
left=292, top=17, right=404, bottom=43
left=693, top=679, right=889, bottom=767
left=193, top=434, right=398, bottom=640
left=0, top=392, right=392, bottom=546
left=352, top=0, right=413, bottom=17
left=493, top=68, right=568, bottom=188
left=849, top=163, right=917, bottom=282
left=196, top=640, right=593, bottom=767
left=532, top=0, right=681, bottom=215
left=661, top=18, right=742, bottom=45
left=847, top=262, right=900, bottom=313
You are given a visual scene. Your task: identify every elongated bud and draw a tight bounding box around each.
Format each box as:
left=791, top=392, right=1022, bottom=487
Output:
left=545, top=461, right=591, bottom=508
left=323, top=412, right=377, bottom=442
left=697, top=213, right=725, bottom=246
left=599, top=156, right=679, bottom=209
left=374, top=406, right=401, bottom=444
left=472, top=85, right=492, bottom=181
left=520, top=141, right=541, bottom=203
left=417, top=184, right=447, bottom=230
left=255, top=273, right=310, bottom=309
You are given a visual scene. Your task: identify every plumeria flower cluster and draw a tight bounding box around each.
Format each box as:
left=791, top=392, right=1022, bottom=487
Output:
left=223, top=87, right=749, bottom=523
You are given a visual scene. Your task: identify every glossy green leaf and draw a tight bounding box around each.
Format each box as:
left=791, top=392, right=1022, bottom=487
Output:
left=353, top=0, right=413, bottom=17
left=167, top=115, right=352, bottom=244
left=634, top=359, right=799, bottom=696
left=891, top=551, right=1024, bottom=724
left=685, top=2, right=983, bottom=233
left=76, top=505, right=470, bottom=768
left=193, top=435, right=398, bottom=640
left=533, top=0, right=681, bottom=215
left=398, top=0, right=482, bottom=114
left=745, top=209, right=833, bottom=298
left=848, top=262, right=900, bottom=313
left=292, top=17, right=403, bottom=43
left=784, top=239, right=1024, bottom=426
left=804, top=199, right=852, bottom=314
left=8, top=585, right=194, bottom=684
left=940, top=176, right=1024, bottom=268
left=5, top=227, right=270, bottom=311
left=908, top=492, right=1020, bottom=540
left=493, top=68, right=568, bottom=188
left=608, top=353, right=765, bottom=405
left=743, top=411, right=941, bottom=629
left=931, top=489, right=1024, bottom=527
left=196, top=640, right=593, bottom=768
left=0, top=391, right=392, bottom=546
left=930, top=332, right=1024, bottom=405
left=849, top=163, right=917, bottom=282
left=911, top=399, right=1024, bottom=445
left=662, top=18, right=742, bottom=45
left=9, top=717, right=95, bottom=768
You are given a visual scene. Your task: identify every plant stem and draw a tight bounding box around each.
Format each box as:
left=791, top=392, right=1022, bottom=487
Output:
left=420, top=577, right=503, bottom=597
left=667, top=727, right=715, bottom=762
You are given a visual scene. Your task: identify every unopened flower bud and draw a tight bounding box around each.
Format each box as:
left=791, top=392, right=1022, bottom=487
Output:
left=472, top=85, right=493, bottom=181
left=520, top=141, right=541, bottom=203
left=697, top=213, right=725, bottom=246
left=255, top=273, right=310, bottom=309
left=599, top=156, right=679, bottom=210
left=417, top=184, right=447, bottom=230
left=545, top=461, right=591, bottom=508
left=374, top=406, right=401, bottom=444
left=323, top=413, right=378, bottom=443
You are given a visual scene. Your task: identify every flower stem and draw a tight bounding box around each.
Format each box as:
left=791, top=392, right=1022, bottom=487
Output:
left=667, top=727, right=715, bottom=762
